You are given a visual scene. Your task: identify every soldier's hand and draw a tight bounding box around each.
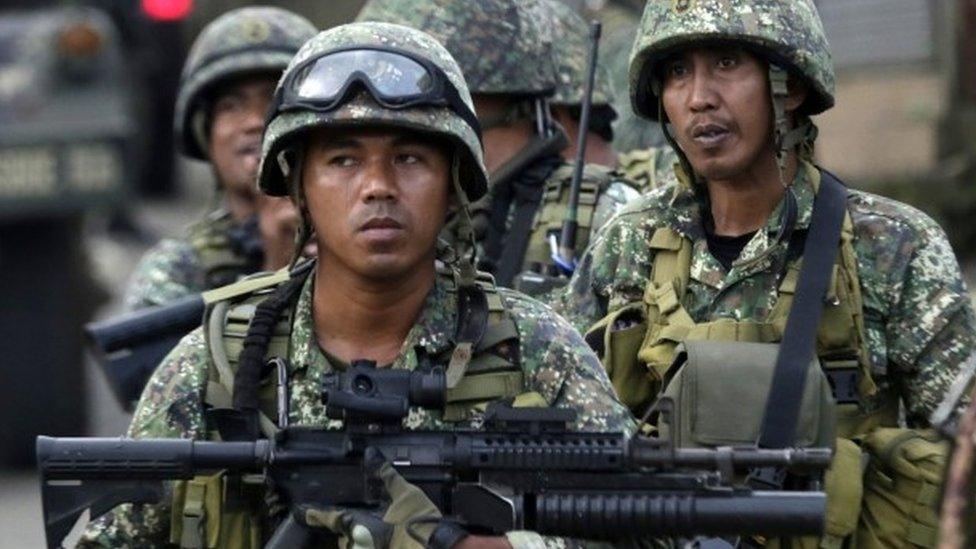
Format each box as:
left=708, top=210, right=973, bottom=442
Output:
left=299, top=448, right=470, bottom=549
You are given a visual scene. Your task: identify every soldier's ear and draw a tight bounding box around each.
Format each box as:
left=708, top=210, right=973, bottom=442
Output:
left=785, top=76, right=809, bottom=114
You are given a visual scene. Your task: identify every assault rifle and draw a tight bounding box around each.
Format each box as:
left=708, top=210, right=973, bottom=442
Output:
left=85, top=293, right=205, bottom=409
left=38, top=361, right=832, bottom=548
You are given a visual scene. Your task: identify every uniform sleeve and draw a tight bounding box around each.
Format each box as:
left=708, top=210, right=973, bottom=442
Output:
left=507, top=290, right=635, bottom=434
left=76, top=329, right=211, bottom=547
left=503, top=292, right=644, bottom=549
left=550, top=217, right=623, bottom=335
left=881, top=222, right=976, bottom=425
left=591, top=181, right=641, bottom=238
left=124, top=239, right=205, bottom=310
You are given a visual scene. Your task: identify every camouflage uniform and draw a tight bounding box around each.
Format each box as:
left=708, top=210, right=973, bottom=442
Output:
left=552, top=0, right=976, bottom=424
left=81, top=273, right=634, bottom=546
left=124, top=8, right=317, bottom=310
left=356, top=0, right=640, bottom=292
left=554, top=164, right=976, bottom=425
left=82, top=22, right=634, bottom=549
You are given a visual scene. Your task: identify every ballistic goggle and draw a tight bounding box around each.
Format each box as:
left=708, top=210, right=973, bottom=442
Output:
left=270, top=46, right=482, bottom=141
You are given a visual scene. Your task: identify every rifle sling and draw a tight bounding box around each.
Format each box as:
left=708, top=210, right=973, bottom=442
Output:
left=494, top=178, right=548, bottom=287
left=492, top=156, right=564, bottom=286
left=758, top=169, right=848, bottom=449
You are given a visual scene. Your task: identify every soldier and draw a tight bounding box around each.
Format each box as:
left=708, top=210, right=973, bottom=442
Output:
left=356, top=0, right=640, bottom=296
left=123, top=7, right=317, bottom=310
left=555, top=0, right=974, bottom=546
left=79, top=21, right=632, bottom=548
left=541, top=0, right=618, bottom=169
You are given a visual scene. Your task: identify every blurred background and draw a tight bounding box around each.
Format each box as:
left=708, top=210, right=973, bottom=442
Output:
left=0, top=0, right=973, bottom=546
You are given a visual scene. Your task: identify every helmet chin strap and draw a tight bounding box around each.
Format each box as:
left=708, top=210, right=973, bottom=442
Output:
left=448, top=154, right=479, bottom=290
left=769, top=65, right=818, bottom=186
left=284, top=147, right=312, bottom=270
left=191, top=108, right=210, bottom=161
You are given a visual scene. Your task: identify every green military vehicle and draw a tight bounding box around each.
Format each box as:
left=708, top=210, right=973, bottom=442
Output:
left=0, top=5, right=132, bottom=466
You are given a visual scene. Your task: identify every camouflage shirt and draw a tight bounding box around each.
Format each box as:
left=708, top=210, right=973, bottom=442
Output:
left=124, top=210, right=261, bottom=310
left=81, top=269, right=635, bottom=547
left=553, top=161, right=976, bottom=426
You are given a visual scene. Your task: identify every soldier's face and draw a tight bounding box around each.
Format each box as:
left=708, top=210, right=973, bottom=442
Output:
left=301, top=127, right=451, bottom=281
left=208, top=75, right=277, bottom=199
left=660, top=46, right=803, bottom=182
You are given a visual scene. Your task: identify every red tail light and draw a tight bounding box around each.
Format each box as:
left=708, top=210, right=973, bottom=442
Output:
left=142, top=0, right=194, bottom=22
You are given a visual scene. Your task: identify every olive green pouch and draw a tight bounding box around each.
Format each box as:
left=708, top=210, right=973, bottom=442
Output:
left=170, top=473, right=262, bottom=549
left=584, top=302, right=656, bottom=414
left=821, top=437, right=865, bottom=546
left=857, top=428, right=948, bottom=548
left=659, top=341, right=836, bottom=448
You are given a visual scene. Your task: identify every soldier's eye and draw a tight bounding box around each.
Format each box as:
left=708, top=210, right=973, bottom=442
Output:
left=213, top=95, right=244, bottom=115
left=717, top=55, right=738, bottom=70
left=330, top=155, right=357, bottom=168
left=665, top=62, right=688, bottom=80
left=395, top=153, right=421, bottom=165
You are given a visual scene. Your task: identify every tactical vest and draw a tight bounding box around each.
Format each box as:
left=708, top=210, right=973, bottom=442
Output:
left=521, top=164, right=625, bottom=276
left=591, top=211, right=898, bottom=438
left=588, top=173, right=947, bottom=548
left=170, top=267, right=532, bottom=548
left=188, top=210, right=261, bottom=290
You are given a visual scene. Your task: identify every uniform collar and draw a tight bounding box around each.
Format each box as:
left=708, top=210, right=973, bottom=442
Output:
left=287, top=269, right=458, bottom=375
left=671, top=159, right=819, bottom=287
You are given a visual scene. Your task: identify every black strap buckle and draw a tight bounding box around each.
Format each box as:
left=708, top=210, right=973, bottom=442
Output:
left=823, top=365, right=860, bottom=405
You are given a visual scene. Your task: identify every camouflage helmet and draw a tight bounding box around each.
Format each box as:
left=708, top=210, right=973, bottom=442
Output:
left=539, top=0, right=615, bottom=108
left=355, top=0, right=557, bottom=97
left=628, top=0, right=835, bottom=120
left=175, top=7, right=317, bottom=160
left=257, top=22, right=488, bottom=203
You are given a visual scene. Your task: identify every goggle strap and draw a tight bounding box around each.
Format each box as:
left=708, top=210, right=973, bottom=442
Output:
left=450, top=158, right=478, bottom=289
left=769, top=65, right=791, bottom=188
left=288, top=146, right=309, bottom=269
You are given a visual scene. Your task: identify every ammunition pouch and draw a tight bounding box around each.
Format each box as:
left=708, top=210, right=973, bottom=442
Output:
left=658, top=341, right=836, bottom=449
left=857, top=428, right=949, bottom=548
left=584, top=302, right=655, bottom=415
left=821, top=437, right=866, bottom=547
left=170, top=472, right=264, bottom=549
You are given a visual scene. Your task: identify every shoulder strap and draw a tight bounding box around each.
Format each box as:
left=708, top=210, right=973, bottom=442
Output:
left=491, top=156, right=564, bottom=286
left=494, top=182, right=548, bottom=287
left=758, top=170, right=848, bottom=449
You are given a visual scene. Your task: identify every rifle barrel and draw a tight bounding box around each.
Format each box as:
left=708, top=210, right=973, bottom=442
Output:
left=630, top=442, right=833, bottom=471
